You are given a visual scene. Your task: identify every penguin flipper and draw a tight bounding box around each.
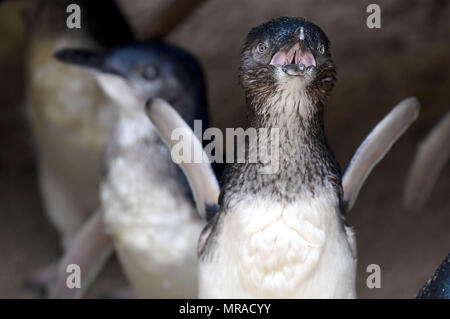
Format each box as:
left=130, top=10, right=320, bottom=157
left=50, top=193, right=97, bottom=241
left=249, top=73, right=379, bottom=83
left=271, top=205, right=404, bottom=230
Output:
left=49, top=211, right=113, bottom=298
left=145, top=98, right=220, bottom=220
left=404, top=111, right=450, bottom=212
left=417, top=254, right=450, bottom=299
left=342, top=97, right=420, bottom=213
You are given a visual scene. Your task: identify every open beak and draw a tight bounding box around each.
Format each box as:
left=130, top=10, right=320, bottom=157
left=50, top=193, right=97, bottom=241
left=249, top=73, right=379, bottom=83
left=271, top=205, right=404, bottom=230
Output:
left=54, top=49, right=121, bottom=76
left=269, top=28, right=316, bottom=76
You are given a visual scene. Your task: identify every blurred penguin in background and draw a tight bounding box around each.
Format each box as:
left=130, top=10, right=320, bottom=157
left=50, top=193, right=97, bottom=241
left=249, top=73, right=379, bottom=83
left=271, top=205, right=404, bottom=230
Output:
left=23, top=0, right=214, bottom=297
left=25, top=0, right=133, bottom=243
left=53, top=41, right=219, bottom=298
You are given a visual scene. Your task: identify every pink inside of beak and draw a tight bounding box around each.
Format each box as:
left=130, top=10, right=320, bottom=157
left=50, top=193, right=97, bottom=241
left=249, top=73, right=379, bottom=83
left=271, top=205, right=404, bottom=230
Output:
left=298, top=51, right=316, bottom=67
left=270, top=47, right=316, bottom=67
left=270, top=51, right=288, bottom=66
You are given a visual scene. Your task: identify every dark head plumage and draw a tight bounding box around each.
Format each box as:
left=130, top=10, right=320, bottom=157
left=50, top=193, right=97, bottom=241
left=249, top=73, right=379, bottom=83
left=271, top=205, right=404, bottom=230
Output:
left=239, top=17, right=336, bottom=106
left=54, top=41, right=208, bottom=127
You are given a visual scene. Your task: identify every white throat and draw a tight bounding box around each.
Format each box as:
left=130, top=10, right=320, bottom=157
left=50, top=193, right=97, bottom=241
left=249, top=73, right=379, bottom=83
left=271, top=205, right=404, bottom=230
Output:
left=96, top=73, right=141, bottom=113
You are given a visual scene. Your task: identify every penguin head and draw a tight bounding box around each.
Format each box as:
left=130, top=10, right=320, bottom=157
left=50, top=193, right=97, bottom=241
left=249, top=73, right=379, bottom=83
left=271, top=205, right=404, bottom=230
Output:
left=54, top=41, right=207, bottom=116
left=239, top=17, right=336, bottom=104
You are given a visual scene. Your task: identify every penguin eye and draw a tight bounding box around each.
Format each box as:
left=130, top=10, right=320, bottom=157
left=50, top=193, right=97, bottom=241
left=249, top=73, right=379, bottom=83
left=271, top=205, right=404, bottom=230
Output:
left=141, top=64, right=159, bottom=81
left=318, top=43, right=325, bottom=54
left=256, top=42, right=268, bottom=54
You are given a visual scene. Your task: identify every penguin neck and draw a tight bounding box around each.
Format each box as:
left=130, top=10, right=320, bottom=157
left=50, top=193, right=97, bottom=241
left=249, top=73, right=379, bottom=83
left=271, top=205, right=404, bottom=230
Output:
left=242, top=73, right=330, bottom=154
left=117, top=99, right=146, bottom=121
left=249, top=88, right=327, bottom=148
left=250, top=83, right=336, bottom=166
left=97, top=74, right=146, bottom=123
left=221, top=87, right=341, bottom=206
left=112, top=95, right=155, bottom=149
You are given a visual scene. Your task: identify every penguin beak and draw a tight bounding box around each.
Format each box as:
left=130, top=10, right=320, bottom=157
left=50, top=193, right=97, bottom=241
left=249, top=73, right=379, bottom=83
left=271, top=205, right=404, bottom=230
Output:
left=54, top=49, right=123, bottom=77
left=269, top=27, right=316, bottom=76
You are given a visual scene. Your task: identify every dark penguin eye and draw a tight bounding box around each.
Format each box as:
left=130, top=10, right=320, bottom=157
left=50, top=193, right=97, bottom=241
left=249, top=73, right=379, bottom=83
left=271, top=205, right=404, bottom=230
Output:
left=318, top=43, right=325, bottom=54
left=141, top=64, right=158, bottom=80
left=256, top=42, right=268, bottom=54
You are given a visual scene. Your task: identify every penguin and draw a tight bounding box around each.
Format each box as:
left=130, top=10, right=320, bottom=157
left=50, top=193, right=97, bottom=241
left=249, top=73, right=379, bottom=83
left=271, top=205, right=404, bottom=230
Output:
left=26, top=0, right=133, bottom=244
left=52, top=41, right=219, bottom=298
left=145, top=93, right=419, bottom=299
left=23, top=0, right=134, bottom=292
left=154, top=17, right=420, bottom=298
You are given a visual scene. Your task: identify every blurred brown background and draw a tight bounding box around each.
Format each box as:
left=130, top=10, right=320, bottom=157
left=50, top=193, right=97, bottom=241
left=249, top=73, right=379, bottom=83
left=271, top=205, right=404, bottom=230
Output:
left=0, top=0, right=449, bottom=298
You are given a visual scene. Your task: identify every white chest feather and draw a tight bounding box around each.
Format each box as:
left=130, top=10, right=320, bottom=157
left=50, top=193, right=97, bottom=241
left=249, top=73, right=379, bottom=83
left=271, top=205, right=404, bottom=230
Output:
left=199, top=197, right=356, bottom=298
left=101, top=117, right=204, bottom=298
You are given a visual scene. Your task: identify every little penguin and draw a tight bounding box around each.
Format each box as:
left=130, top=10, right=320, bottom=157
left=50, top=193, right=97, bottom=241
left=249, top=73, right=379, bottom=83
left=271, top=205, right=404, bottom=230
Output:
left=146, top=92, right=419, bottom=299
left=161, top=17, right=420, bottom=298
left=23, top=0, right=134, bottom=292
left=52, top=41, right=220, bottom=298
left=25, top=0, right=134, bottom=243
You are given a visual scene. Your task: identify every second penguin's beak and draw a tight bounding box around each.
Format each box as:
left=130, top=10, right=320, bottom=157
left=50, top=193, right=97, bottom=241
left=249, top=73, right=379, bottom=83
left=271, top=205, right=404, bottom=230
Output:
left=54, top=49, right=124, bottom=77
